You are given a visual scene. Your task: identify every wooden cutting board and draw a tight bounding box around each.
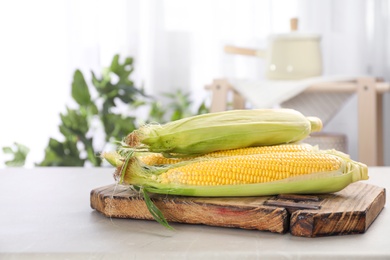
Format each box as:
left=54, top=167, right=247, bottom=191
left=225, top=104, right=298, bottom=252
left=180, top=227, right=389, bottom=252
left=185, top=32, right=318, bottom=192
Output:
left=90, top=182, right=386, bottom=237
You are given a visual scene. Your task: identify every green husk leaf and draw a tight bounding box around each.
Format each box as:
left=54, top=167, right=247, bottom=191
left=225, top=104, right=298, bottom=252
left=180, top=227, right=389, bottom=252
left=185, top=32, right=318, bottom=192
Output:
left=124, top=109, right=321, bottom=155
left=101, top=151, right=123, bottom=167
left=119, top=152, right=134, bottom=184
left=141, top=187, right=174, bottom=230
left=129, top=169, right=353, bottom=197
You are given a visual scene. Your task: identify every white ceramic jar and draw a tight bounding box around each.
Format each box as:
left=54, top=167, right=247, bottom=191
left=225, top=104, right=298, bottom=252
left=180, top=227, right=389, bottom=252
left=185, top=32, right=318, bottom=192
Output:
left=264, top=33, right=322, bottom=80
left=224, top=33, right=323, bottom=80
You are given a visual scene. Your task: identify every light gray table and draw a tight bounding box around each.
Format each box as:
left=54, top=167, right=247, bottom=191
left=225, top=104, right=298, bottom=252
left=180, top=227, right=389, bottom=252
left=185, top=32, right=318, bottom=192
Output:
left=0, top=167, right=389, bottom=259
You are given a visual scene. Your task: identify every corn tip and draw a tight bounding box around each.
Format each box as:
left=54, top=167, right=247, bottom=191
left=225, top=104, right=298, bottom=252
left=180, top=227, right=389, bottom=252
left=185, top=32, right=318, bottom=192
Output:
left=307, top=116, right=323, bottom=133
left=350, top=161, right=369, bottom=182
left=101, top=151, right=123, bottom=167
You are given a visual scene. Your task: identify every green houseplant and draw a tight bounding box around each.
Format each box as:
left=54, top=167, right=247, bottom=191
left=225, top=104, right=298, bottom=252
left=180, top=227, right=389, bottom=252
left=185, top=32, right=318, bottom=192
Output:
left=33, top=54, right=208, bottom=167
left=38, top=55, right=144, bottom=166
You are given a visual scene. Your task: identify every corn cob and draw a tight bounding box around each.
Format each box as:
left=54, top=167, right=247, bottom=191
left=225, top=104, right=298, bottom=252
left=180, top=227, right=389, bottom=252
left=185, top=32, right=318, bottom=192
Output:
left=114, top=149, right=368, bottom=197
left=158, top=152, right=343, bottom=185
left=123, top=109, right=322, bottom=156
left=138, top=143, right=316, bottom=165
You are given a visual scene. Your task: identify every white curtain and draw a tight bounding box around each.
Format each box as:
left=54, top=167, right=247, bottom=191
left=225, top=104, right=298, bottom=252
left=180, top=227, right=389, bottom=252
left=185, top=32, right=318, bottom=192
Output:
left=366, top=0, right=390, bottom=165
left=0, top=0, right=389, bottom=166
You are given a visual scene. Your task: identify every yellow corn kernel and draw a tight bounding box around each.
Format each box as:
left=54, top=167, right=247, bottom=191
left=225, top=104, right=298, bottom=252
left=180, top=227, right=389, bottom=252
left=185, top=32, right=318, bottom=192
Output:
left=208, top=143, right=314, bottom=157
left=138, top=153, right=184, bottom=165
left=139, top=143, right=315, bottom=165
left=158, top=152, right=343, bottom=186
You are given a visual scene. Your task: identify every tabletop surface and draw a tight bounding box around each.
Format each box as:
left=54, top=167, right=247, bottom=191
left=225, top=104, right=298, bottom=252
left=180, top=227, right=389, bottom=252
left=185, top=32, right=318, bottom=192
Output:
left=0, top=167, right=389, bottom=259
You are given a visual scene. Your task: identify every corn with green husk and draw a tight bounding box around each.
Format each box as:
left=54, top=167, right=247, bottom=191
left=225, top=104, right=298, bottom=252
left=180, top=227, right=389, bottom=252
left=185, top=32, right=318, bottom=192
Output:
left=122, top=108, right=322, bottom=156
left=104, top=145, right=368, bottom=198
left=102, top=145, right=368, bottom=229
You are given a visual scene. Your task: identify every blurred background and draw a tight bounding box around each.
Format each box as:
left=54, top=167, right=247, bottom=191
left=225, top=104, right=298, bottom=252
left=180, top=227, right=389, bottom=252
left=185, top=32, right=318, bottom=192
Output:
left=0, top=0, right=389, bottom=167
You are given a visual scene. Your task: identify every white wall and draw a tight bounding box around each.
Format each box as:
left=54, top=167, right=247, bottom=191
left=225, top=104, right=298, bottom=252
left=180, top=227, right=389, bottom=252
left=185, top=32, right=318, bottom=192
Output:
left=0, top=0, right=389, bottom=167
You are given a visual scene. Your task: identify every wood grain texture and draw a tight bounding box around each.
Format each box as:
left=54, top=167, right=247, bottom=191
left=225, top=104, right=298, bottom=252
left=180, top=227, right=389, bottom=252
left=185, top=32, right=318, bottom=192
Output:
left=90, top=182, right=385, bottom=237
left=90, top=184, right=289, bottom=233
left=289, top=182, right=386, bottom=237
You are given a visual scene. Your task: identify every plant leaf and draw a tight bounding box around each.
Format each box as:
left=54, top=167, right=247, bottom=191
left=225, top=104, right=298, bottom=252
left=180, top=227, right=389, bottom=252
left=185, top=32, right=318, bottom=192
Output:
left=197, top=101, right=209, bottom=115
left=72, top=70, right=91, bottom=106
left=101, top=113, right=136, bottom=142
left=3, top=143, right=30, bottom=167
left=83, top=137, right=101, bottom=167
left=2, top=147, right=13, bottom=154
left=38, top=138, right=85, bottom=166
left=60, top=108, right=89, bottom=136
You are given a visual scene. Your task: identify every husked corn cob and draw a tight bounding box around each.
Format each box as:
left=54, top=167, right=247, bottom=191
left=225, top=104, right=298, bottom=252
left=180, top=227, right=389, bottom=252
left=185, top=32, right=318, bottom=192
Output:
left=115, top=149, right=368, bottom=197
left=123, top=109, right=322, bottom=156
left=139, top=143, right=316, bottom=165
left=158, top=152, right=343, bottom=186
